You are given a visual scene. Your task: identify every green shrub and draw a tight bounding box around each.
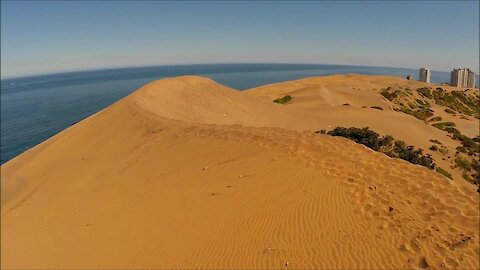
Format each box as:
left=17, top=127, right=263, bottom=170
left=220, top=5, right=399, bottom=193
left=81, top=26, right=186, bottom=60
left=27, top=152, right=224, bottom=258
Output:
left=463, top=172, right=473, bottom=183
left=432, top=89, right=478, bottom=117
left=471, top=159, right=480, bottom=173
left=273, top=95, right=293, bottom=104
left=444, top=108, right=456, bottom=114
left=452, top=133, right=480, bottom=156
left=428, top=116, right=442, bottom=122
left=413, top=109, right=433, bottom=120
left=399, top=107, right=434, bottom=121
left=429, top=139, right=442, bottom=145
left=439, top=147, right=448, bottom=155
left=327, top=127, right=384, bottom=151
left=432, top=122, right=456, bottom=130
left=436, top=167, right=453, bottom=179
left=393, top=143, right=434, bottom=169
left=416, top=87, right=432, bottom=98
left=415, top=98, right=426, bottom=106
left=455, top=157, right=471, bottom=170
left=444, top=127, right=461, bottom=135
left=326, top=127, right=435, bottom=169
left=380, top=90, right=399, bottom=101
left=429, top=145, right=438, bottom=151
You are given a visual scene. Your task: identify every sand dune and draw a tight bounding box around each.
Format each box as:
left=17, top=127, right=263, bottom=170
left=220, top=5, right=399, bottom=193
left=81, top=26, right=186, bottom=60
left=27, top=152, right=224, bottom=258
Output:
left=247, top=74, right=479, bottom=181
left=134, top=76, right=456, bottom=151
left=1, top=75, right=479, bottom=269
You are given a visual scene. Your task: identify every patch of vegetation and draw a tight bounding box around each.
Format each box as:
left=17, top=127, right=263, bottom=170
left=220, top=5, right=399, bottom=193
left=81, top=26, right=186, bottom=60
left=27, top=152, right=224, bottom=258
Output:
left=371, top=106, right=383, bottom=110
left=472, top=159, right=480, bottom=172
left=430, top=119, right=479, bottom=187
left=427, top=116, right=442, bottom=122
left=325, top=127, right=435, bottom=169
left=439, top=147, right=448, bottom=155
left=273, top=95, right=293, bottom=104
left=451, top=133, right=480, bottom=156
left=471, top=160, right=480, bottom=186
left=429, top=139, right=442, bottom=145
left=380, top=89, right=400, bottom=101
left=436, top=167, right=453, bottom=180
left=463, top=172, right=473, bottom=183
left=432, top=122, right=456, bottom=130
left=389, top=86, right=479, bottom=123
left=431, top=88, right=479, bottom=118
left=445, top=127, right=461, bottom=135
left=416, top=87, right=432, bottom=98
left=415, top=98, right=430, bottom=107
left=399, top=107, right=433, bottom=121
left=444, top=108, right=456, bottom=114
left=455, top=157, right=471, bottom=170
left=385, top=90, right=434, bottom=121
left=451, top=91, right=479, bottom=112
left=429, top=145, right=438, bottom=151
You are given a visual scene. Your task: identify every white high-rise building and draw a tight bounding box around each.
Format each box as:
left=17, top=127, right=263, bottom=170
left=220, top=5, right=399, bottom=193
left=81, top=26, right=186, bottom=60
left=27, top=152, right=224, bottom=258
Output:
left=419, top=67, right=431, bottom=83
left=451, top=68, right=476, bottom=88
left=451, top=69, right=463, bottom=87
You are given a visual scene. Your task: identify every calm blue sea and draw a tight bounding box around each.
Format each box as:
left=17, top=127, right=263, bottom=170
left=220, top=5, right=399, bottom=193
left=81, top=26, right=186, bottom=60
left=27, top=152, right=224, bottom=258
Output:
left=1, top=63, right=453, bottom=164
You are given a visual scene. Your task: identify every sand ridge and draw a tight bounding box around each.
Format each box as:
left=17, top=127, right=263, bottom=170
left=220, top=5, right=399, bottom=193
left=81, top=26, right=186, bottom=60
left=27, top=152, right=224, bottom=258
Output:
left=133, top=76, right=454, bottom=150
left=1, top=75, right=479, bottom=269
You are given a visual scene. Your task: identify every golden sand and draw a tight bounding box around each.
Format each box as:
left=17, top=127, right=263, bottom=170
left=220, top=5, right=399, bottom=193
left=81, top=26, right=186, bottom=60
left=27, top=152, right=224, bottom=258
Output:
left=1, top=75, right=478, bottom=269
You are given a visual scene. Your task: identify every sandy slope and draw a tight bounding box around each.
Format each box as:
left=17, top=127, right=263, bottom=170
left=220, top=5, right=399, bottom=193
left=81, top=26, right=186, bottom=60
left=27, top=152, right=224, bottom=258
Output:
left=247, top=74, right=479, bottom=181
left=247, top=74, right=478, bottom=140
left=1, top=76, right=479, bottom=269
left=134, top=76, right=454, bottom=151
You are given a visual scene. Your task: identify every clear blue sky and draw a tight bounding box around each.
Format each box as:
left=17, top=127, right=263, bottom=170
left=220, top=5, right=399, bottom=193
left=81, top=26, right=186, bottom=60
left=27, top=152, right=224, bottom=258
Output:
left=1, top=1, right=478, bottom=78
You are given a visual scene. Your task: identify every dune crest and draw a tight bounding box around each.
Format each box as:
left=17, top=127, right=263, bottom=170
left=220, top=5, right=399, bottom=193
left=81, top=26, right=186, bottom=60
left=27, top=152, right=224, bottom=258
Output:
left=131, top=75, right=318, bottom=129
left=1, top=75, right=479, bottom=269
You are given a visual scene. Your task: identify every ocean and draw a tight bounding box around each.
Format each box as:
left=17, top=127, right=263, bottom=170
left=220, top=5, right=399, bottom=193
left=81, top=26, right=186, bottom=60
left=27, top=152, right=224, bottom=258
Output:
left=1, top=63, right=454, bottom=164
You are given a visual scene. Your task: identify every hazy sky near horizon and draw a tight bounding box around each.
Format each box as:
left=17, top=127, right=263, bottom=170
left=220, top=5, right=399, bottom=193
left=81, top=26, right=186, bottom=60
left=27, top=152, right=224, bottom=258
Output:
left=1, top=1, right=479, bottom=78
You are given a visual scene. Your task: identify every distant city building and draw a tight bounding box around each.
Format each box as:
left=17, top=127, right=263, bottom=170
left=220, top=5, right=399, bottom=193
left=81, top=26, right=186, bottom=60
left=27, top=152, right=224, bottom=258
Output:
left=467, top=70, right=476, bottom=88
left=450, top=68, right=476, bottom=88
left=419, top=68, right=431, bottom=83
left=406, top=75, right=413, bottom=80
left=451, top=69, right=462, bottom=87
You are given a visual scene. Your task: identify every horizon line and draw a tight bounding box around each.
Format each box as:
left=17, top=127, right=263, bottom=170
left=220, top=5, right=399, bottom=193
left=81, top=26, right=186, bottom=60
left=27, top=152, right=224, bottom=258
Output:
left=0, top=62, right=467, bottom=81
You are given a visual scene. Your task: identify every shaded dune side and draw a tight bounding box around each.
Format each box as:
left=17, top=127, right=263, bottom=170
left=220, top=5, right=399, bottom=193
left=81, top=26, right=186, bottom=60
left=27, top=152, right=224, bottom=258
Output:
left=1, top=76, right=479, bottom=269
